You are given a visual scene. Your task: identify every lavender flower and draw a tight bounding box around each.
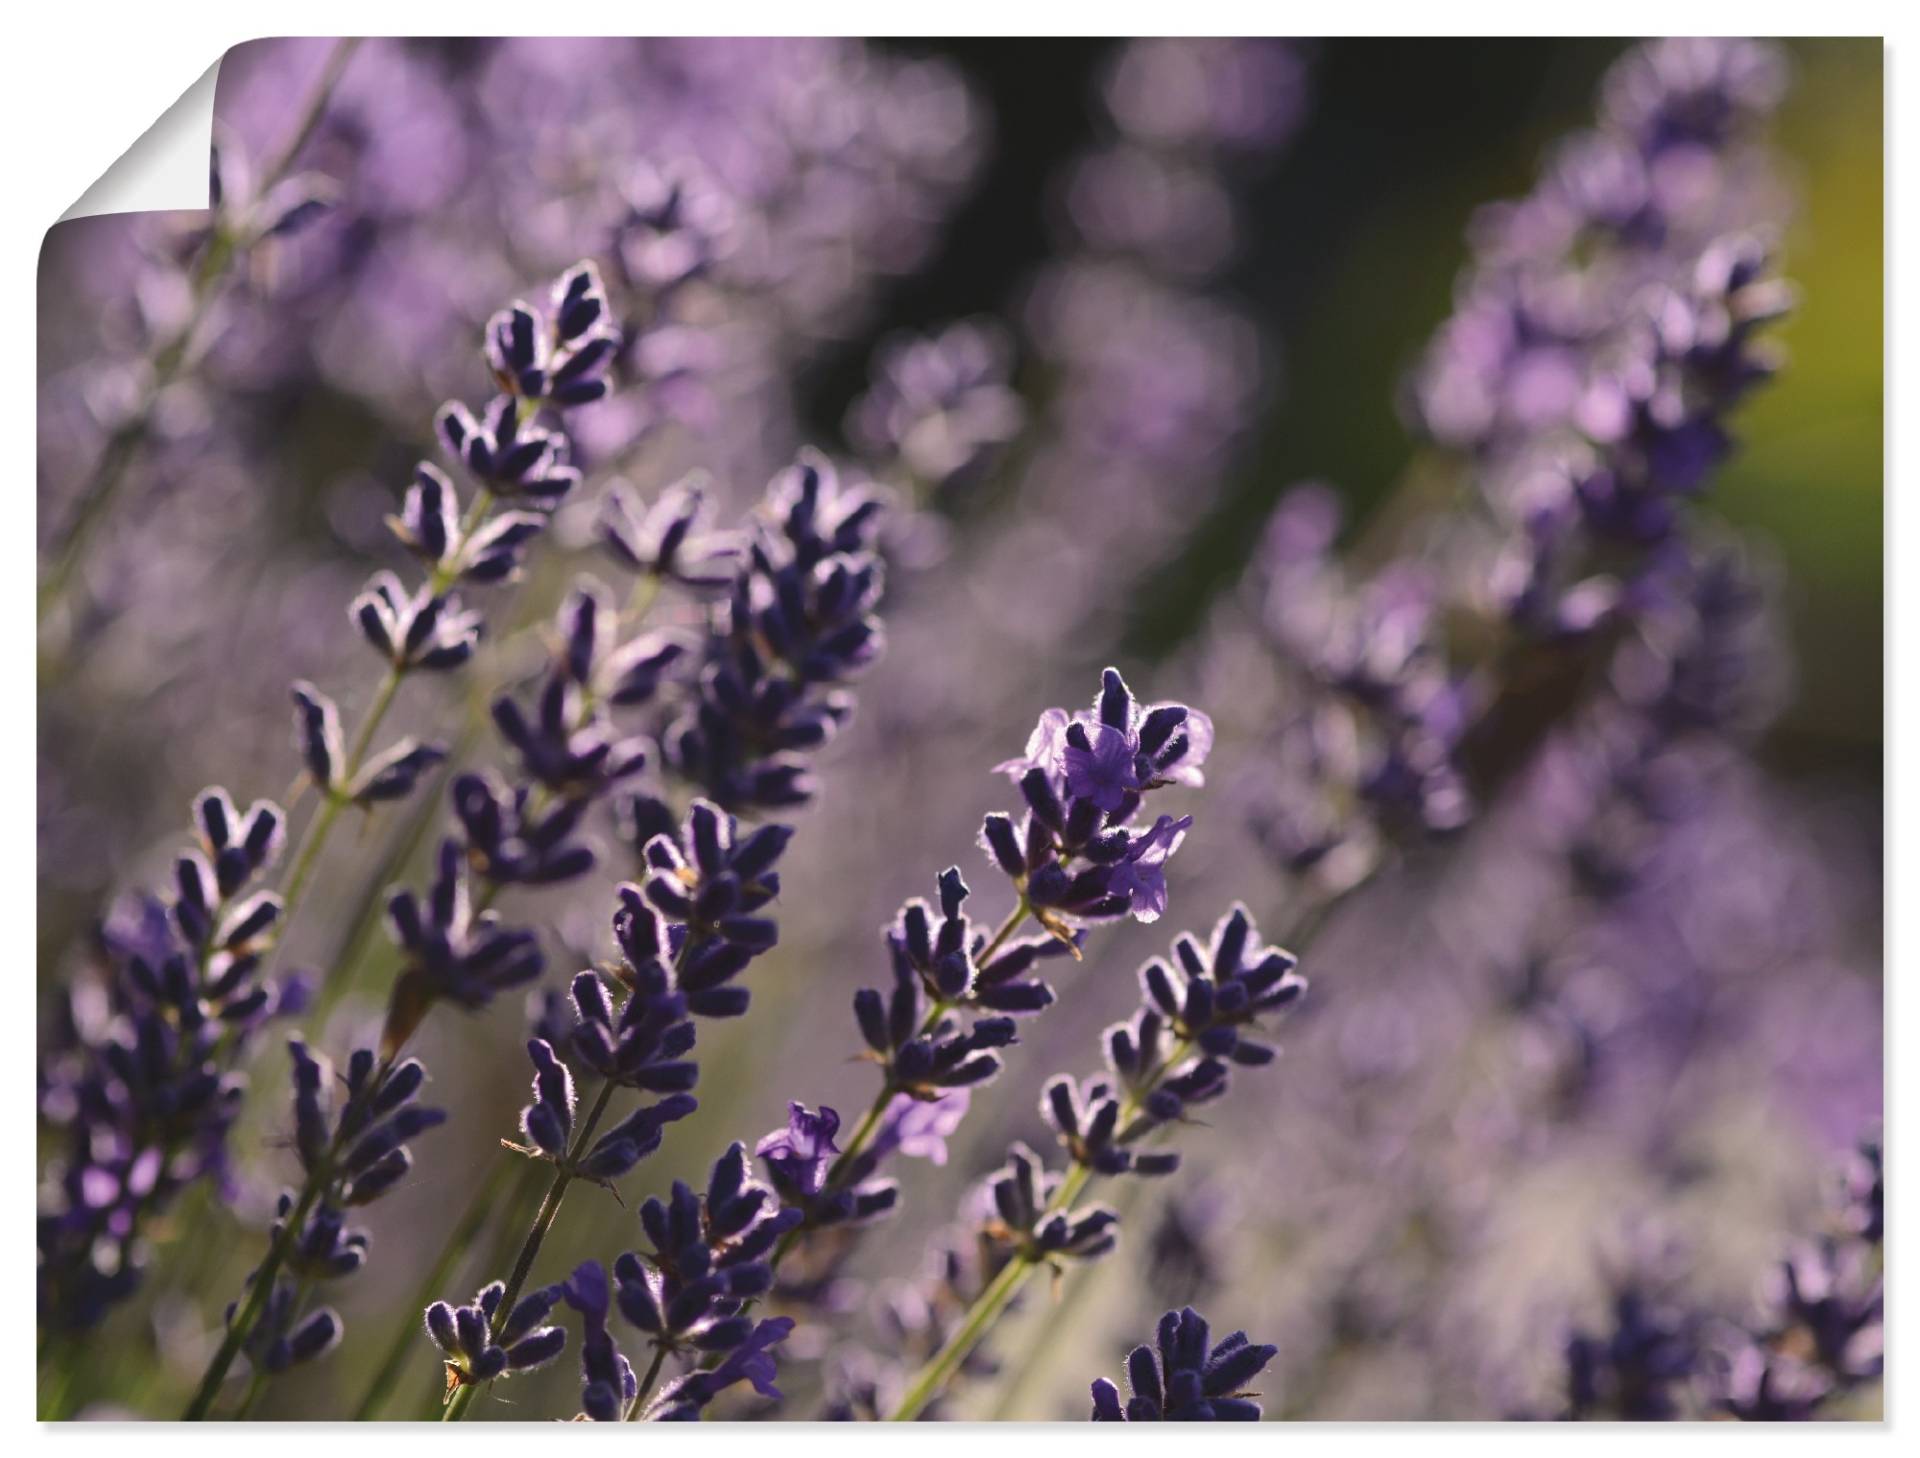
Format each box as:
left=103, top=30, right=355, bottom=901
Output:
left=601, top=474, right=742, bottom=590
left=587, top=1144, right=802, bottom=1418
left=561, top=1261, right=636, bottom=1420
left=1089, top=1307, right=1278, bottom=1421
left=1409, top=39, right=1793, bottom=637
left=985, top=1142, right=1118, bottom=1263
left=756, top=1103, right=843, bottom=1202
left=352, top=571, right=484, bottom=672
left=426, top=1280, right=568, bottom=1394
left=1714, top=1135, right=1884, bottom=1421
left=986, top=668, right=1210, bottom=929
left=38, top=790, right=300, bottom=1333
left=388, top=465, right=545, bottom=585
left=211, top=1041, right=445, bottom=1399
left=380, top=841, right=545, bottom=1050
left=650, top=1317, right=796, bottom=1420
left=661, top=452, right=888, bottom=811
left=484, top=261, right=621, bottom=407
left=883, top=907, right=1305, bottom=1419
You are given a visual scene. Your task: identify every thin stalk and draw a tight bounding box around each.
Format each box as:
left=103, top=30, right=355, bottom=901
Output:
left=230, top=1270, right=314, bottom=1420
left=38, top=38, right=362, bottom=624
left=892, top=877, right=1357, bottom=1426
left=624, top=1343, right=671, bottom=1421
left=277, top=487, right=495, bottom=969
left=351, top=1156, right=520, bottom=1420
left=442, top=1078, right=620, bottom=1421
left=891, top=1247, right=1034, bottom=1422
left=767, top=899, right=1031, bottom=1275
left=182, top=1180, right=321, bottom=1420
left=886, top=1036, right=1194, bottom=1422
left=182, top=1047, right=399, bottom=1420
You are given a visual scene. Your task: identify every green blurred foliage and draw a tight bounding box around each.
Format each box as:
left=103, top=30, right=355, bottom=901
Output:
left=1734, top=40, right=1883, bottom=759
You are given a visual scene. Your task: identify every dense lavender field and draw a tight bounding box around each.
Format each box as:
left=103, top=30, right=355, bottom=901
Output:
left=35, top=36, right=1882, bottom=1423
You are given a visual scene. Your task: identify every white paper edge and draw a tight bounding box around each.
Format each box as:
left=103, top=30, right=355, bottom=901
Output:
left=58, top=58, right=222, bottom=223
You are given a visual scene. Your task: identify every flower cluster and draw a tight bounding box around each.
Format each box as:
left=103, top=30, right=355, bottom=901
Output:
left=432, top=834, right=800, bottom=1416
left=1409, top=38, right=1793, bottom=638
left=1025, top=906, right=1303, bottom=1206
left=427, top=1281, right=568, bottom=1394
left=380, top=842, right=545, bottom=1051
left=1241, top=485, right=1475, bottom=862
left=514, top=1033, right=696, bottom=1185
left=984, top=1142, right=1118, bottom=1265
left=1716, top=1137, right=1884, bottom=1420
left=867, top=906, right=1302, bottom=1417
left=601, top=474, right=741, bottom=591
left=37, top=790, right=301, bottom=1333
left=850, top=868, right=1081, bottom=1101
left=1057, top=905, right=1306, bottom=1175
left=220, top=1042, right=446, bottom=1391
left=298, top=262, right=623, bottom=820
left=1089, top=1306, right=1279, bottom=1421
left=657, top=453, right=887, bottom=811
left=986, top=668, right=1210, bottom=928
left=558, top=1144, right=801, bottom=1420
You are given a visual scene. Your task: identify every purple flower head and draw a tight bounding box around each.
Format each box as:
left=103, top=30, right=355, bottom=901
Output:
left=614, top=1142, right=800, bottom=1407
left=1089, top=1306, right=1278, bottom=1421
left=755, top=1101, right=841, bottom=1199
left=1002, top=671, right=1214, bottom=804
left=1105, top=813, right=1192, bottom=923
left=995, top=706, right=1071, bottom=782
left=381, top=840, right=545, bottom=1048
left=868, top=1089, right=971, bottom=1168
left=490, top=672, right=650, bottom=801
left=435, top=394, right=581, bottom=504
left=663, top=451, right=889, bottom=811
left=1064, top=722, right=1142, bottom=813
left=983, top=1142, right=1118, bottom=1263
left=650, top=1316, right=796, bottom=1419
left=601, top=474, right=742, bottom=591
left=351, top=571, right=483, bottom=674
left=484, top=260, right=621, bottom=409
left=562, top=1260, right=636, bottom=1421
left=426, top=1279, right=567, bottom=1392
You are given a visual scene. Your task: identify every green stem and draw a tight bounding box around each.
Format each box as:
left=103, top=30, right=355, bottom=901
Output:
left=183, top=1046, right=401, bottom=1420
left=768, top=900, right=1031, bottom=1275
left=442, top=1078, right=620, bottom=1421
left=890, top=1246, right=1037, bottom=1422
left=624, top=1343, right=671, bottom=1421
left=885, top=1036, right=1191, bottom=1422
left=182, top=1180, right=321, bottom=1420
left=351, top=1157, right=520, bottom=1420
left=896, top=892, right=1349, bottom=1420
left=275, top=485, right=494, bottom=981
left=230, top=1268, right=314, bottom=1420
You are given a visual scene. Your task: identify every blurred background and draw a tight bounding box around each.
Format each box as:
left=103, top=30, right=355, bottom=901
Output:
left=37, top=37, right=1881, bottom=1421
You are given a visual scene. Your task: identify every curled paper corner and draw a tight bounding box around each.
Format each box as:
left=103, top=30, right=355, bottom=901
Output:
left=59, top=58, right=221, bottom=223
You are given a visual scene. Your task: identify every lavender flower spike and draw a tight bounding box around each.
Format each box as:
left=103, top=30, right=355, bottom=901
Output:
left=1089, top=1307, right=1278, bottom=1421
